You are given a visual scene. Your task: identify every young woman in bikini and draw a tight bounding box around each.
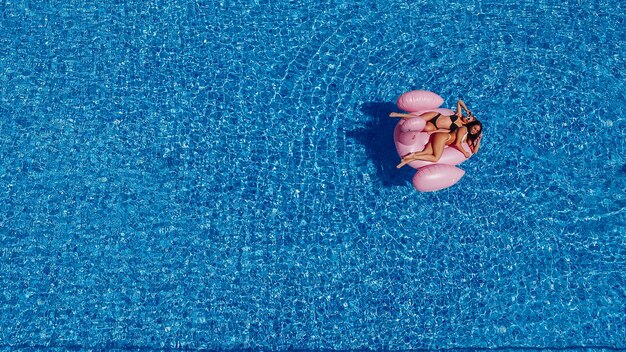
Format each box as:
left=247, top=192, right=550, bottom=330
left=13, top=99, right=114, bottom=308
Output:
left=396, top=120, right=483, bottom=168
left=389, top=99, right=475, bottom=133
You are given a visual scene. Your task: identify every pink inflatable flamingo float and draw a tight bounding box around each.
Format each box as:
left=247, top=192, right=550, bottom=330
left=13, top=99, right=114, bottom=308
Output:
left=393, top=90, right=473, bottom=192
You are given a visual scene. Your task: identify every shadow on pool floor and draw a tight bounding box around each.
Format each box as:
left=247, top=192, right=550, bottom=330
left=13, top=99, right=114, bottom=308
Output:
left=346, top=101, right=414, bottom=187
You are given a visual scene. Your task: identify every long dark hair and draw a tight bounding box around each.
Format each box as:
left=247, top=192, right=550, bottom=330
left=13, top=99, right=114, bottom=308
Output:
left=465, top=120, right=483, bottom=146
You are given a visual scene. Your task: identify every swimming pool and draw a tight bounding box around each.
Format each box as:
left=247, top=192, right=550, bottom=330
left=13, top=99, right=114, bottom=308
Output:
left=1, top=0, right=624, bottom=349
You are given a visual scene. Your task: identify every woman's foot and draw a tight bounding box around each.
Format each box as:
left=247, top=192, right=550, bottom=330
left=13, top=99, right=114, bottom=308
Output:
left=396, top=158, right=415, bottom=168
left=396, top=153, right=417, bottom=168
left=389, top=112, right=407, bottom=119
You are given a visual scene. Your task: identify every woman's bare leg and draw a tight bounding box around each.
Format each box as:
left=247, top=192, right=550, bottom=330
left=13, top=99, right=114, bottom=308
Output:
left=417, top=111, right=439, bottom=122
left=396, top=134, right=448, bottom=167
left=411, top=133, right=448, bottom=162
left=389, top=112, right=414, bottom=119
left=416, top=112, right=439, bottom=132
left=403, top=143, right=433, bottom=159
left=398, top=144, right=432, bottom=162
left=390, top=111, right=439, bottom=120
left=396, top=143, right=435, bottom=168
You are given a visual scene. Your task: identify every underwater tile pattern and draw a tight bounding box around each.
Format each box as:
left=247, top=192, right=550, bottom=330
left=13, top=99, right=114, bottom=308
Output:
left=0, top=0, right=624, bottom=350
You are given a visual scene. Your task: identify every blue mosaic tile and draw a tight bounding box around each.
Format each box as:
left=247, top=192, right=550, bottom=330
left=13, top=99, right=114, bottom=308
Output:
left=0, top=0, right=624, bottom=350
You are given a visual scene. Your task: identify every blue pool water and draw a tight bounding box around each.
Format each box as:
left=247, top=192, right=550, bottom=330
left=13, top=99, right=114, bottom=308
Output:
left=1, top=0, right=625, bottom=350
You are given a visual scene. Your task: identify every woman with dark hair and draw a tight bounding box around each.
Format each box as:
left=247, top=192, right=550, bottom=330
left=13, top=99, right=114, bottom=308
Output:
left=397, top=120, right=483, bottom=168
left=390, top=99, right=475, bottom=133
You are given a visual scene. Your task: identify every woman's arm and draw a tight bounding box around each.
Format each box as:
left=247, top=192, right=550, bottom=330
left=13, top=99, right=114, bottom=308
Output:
left=454, top=127, right=471, bottom=158
left=470, top=134, right=482, bottom=153
left=456, top=100, right=471, bottom=116
left=455, top=100, right=463, bottom=116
